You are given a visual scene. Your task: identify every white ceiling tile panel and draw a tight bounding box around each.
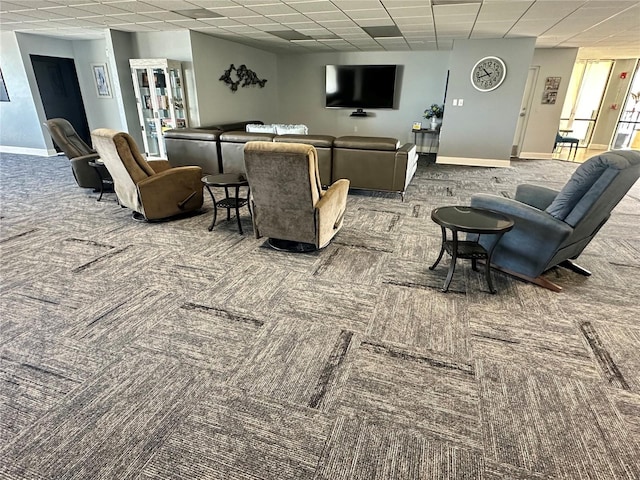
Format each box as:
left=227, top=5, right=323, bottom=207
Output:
left=129, top=11, right=189, bottom=21
left=247, top=4, right=299, bottom=15
left=332, top=0, right=382, bottom=9
left=68, top=3, right=133, bottom=15
left=432, top=3, right=480, bottom=16
left=475, top=1, right=533, bottom=22
left=182, top=0, right=238, bottom=7
left=345, top=9, right=390, bottom=20
left=387, top=6, right=432, bottom=18
left=99, top=1, right=164, bottom=13
left=197, top=17, right=244, bottom=26
left=214, top=6, right=263, bottom=17
left=304, top=11, right=351, bottom=21
left=134, top=0, right=197, bottom=10
left=264, top=13, right=310, bottom=22
left=286, top=1, right=340, bottom=14
left=354, top=18, right=395, bottom=27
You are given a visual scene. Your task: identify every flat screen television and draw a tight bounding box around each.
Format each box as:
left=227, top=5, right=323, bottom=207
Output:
left=325, top=64, right=398, bottom=109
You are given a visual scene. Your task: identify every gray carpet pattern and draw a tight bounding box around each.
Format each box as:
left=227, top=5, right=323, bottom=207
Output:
left=0, top=151, right=639, bottom=479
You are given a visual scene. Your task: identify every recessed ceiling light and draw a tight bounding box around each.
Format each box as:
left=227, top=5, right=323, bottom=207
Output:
left=173, top=9, right=223, bottom=20
left=362, top=25, right=402, bottom=38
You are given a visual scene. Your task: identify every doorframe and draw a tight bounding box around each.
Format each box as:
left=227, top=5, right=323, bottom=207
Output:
left=512, top=66, right=539, bottom=158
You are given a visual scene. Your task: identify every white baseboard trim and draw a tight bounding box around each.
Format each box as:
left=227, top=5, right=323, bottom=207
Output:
left=519, top=151, right=553, bottom=160
left=436, top=156, right=511, bottom=168
left=0, top=145, right=56, bottom=156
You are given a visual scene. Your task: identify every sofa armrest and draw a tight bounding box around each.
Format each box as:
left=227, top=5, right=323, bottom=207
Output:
left=316, top=179, right=350, bottom=246
left=515, top=184, right=559, bottom=210
left=147, top=159, right=172, bottom=174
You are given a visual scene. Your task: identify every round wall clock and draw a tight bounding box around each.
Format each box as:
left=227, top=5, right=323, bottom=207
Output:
left=470, top=56, right=506, bottom=92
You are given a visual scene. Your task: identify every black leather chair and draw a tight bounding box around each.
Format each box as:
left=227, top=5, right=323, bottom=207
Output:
left=44, top=118, right=110, bottom=190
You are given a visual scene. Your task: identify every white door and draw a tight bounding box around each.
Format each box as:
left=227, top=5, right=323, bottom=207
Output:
left=512, top=66, right=539, bottom=157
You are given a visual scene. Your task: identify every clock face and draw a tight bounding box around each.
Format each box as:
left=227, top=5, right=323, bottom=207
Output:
left=471, top=56, right=506, bottom=92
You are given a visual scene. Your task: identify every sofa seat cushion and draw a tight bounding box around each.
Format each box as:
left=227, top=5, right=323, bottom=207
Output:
left=220, top=131, right=275, bottom=143
left=163, top=128, right=220, bottom=141
left=275, top=134, right=335, bottom=148
left=334, top=136, right=400, bottom=151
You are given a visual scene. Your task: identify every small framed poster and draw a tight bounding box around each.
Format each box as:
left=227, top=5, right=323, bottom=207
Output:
left=91, top=63, right=112, bottom=98
left=412, top=121, right=422, bottom=131
left=542, top=76, right=561, bottom=104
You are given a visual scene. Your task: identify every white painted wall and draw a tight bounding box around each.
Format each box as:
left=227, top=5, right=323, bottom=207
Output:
left=189, top=31, right=279, bottom=127
left=520, top=48, right=579, bottom=159
left=276, top=50, right=450, bottom=144
left=438, top=37, right=536, bottom=166
left=0, top=32, right=46, bottom=154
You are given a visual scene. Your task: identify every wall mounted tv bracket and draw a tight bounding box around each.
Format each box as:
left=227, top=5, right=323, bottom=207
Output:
left=350, top=108, right=368, bottom=117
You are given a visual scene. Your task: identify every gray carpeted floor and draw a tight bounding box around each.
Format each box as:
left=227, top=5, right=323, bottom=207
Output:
left=1, top=151, right=639, bottom=479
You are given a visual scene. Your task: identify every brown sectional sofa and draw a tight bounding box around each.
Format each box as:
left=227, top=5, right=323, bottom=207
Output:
left=164, top=122, right=417, bottom=198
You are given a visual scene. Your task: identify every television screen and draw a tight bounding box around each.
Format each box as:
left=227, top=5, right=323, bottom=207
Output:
left=325, top=64, right=397, bottom=109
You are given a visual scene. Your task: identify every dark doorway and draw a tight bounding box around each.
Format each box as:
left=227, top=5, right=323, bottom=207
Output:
left=30, top=54, right=91, bottom=147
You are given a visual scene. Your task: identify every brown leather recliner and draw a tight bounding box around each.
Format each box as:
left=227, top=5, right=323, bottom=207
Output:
left=91, top=128, right=204, bottom=221
left=44, top=118, right=109, bottom=190
left=244, top=141, right=349, bottom=250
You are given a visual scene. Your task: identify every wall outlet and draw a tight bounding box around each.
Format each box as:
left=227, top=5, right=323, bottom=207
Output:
left=458, top=98, right=464, bottom=106
left=354, top=125, right=358, bottom=132
left=452, top=99, right=458, bottom=106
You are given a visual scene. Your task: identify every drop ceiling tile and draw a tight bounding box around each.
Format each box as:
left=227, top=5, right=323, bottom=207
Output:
left=135, top=11, right=193, bottom=21
left=214, top=6, right=263, bottom=17
left=346, top=9, right=391, bottom=20
left=184, top=0, right=238, bottom=7
left=136, top=0, right=196, bottom=10
left=99, top=1, right=163, bottom=13
left=386, top=6, right=432, bottom=18
left=332, top=0, right=382, bottom=9
left=248, top=3, right=299, bottom=15
left=475, top=1, right=533, bottom=22
left=264, top=13, right=309, bottom=23
left=355, top=18, right=395, bottom=27
left=198, top=17, right=244, bottom=27
left=432, top=3, right=481, bottom=16
left=70, top=3, right=132, bottom=15
left=305, top=11, right=350, bottom=22
left=286, top=1, right=340, bottom=14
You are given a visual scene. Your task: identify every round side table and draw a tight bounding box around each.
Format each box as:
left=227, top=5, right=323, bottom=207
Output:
left=429, top=206, right=514, bottom=294
left=201, top=173, right=250, bottom=234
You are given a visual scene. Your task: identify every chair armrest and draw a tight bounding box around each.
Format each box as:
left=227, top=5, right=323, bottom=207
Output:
left=316, top=179, right=350, bottom=242
left=515, top=184, right=559, bottom=210
left=397, top=143, right=416, bottom=154
left=471, top=193, right=570, bottom=232
left=70, top=152, right=100, bottom=165
left=148, top=159, right=172, bottom=173
left=137, top=166, right=203, bottom=219
left=471, top=193, right=573, bottom=277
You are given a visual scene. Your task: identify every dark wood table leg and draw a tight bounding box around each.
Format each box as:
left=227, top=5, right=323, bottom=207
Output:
left=224, top=186, right=231, bottom=221
left=442, top=230, right=458, bottom=292
left=429, top=226, right=447, bottom=270
left=205, top=185, right=217, bottom=231
left=484, top=232, right=505, bottom=294
left=234, top=184, right=243, bottom=235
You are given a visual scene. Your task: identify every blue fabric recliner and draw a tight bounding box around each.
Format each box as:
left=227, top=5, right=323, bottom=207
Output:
left=470, top=150, right=640, bottom=291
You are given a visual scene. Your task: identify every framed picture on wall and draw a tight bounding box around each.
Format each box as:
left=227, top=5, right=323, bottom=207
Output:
left=91, top=63, right=112, bottom=98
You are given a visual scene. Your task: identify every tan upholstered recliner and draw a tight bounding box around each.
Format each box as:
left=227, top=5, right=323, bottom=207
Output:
left=91, top=128, right=204, bottom=221
left=244, top=141, right=349, bottom=250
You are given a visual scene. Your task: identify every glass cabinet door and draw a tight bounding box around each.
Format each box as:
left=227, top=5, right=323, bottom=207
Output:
left=130, top=59, right=188, bottom=159
left=132, top=67, right=161, bottom=157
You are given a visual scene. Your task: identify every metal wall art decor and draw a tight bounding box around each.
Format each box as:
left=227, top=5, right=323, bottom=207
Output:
left=219, top=64, right=267, bottom=92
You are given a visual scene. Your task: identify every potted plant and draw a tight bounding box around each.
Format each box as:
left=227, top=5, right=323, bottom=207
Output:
left=424, top=103, right=444, bottom=129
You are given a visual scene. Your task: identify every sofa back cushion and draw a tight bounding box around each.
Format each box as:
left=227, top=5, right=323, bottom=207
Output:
left=246, top=123, right=276, bottom=134
left=274, top=124, right=308, bottom=135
